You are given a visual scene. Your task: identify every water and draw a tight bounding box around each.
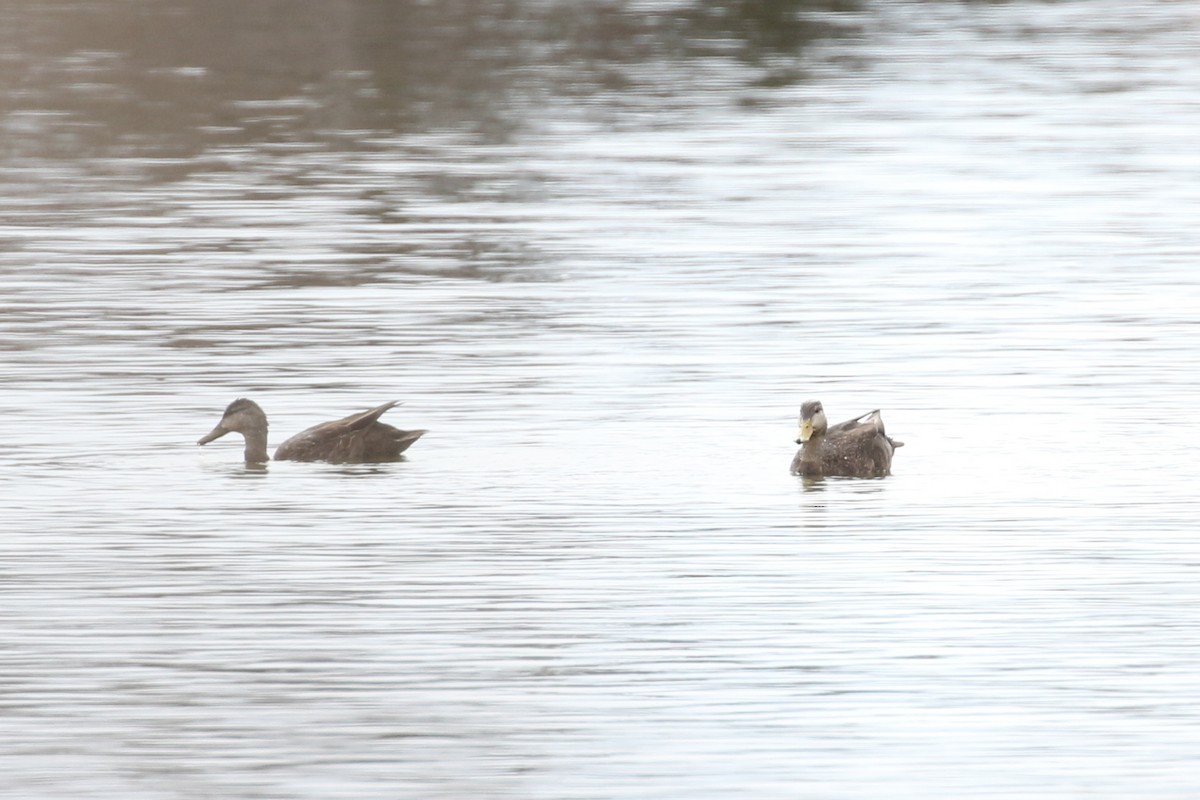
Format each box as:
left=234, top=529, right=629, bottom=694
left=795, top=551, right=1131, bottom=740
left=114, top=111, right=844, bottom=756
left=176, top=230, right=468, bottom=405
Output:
left=2, top=1, right=1199, bottom=797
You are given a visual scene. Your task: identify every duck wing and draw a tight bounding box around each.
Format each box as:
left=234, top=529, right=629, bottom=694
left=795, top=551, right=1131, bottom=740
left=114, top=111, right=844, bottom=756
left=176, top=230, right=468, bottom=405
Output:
left=822, top=410, right=897, bottom=477
left=275, top=401, right=422, bottom=463
left=827, top=409, right=884, bottom=437
left=343, top=400, right=402, bottom=431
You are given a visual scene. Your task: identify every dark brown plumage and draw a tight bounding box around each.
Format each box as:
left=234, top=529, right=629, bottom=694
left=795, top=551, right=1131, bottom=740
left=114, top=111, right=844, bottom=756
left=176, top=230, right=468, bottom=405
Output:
left=789, top=400, right=902, bottom=478
left=197, top=398, right=426, bottom=464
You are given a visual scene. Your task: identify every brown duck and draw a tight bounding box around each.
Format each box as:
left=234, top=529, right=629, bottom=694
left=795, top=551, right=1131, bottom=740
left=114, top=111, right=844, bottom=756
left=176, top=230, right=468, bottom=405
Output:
left=790, top=400, right=902, bottom=478
left=198, top=398, right=426, bottom=464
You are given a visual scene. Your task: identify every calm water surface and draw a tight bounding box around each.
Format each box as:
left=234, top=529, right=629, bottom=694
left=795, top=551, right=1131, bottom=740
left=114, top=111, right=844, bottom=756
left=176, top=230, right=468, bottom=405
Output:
left=2, top=1, right=1199, bottom=797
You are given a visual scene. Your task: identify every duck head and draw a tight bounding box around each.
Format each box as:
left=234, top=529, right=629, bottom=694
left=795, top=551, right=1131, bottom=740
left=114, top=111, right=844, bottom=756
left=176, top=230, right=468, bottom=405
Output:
left=197, top=398, right=272, bottom=463
left=796, top=400, right=828, bottom=444
left=198, top=398, right=267, bottom=445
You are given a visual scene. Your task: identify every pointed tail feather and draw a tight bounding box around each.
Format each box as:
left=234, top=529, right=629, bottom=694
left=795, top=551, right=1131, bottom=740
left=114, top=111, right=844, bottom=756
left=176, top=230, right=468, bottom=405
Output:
left=347, top=400, right=401, bottom=431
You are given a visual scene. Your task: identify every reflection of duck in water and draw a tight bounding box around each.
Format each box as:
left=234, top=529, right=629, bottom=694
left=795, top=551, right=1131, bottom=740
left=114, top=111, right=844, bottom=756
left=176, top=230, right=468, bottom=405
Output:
left=198, top=398, right=426, bottom=464
left=790, top=400, right=902, bottom=478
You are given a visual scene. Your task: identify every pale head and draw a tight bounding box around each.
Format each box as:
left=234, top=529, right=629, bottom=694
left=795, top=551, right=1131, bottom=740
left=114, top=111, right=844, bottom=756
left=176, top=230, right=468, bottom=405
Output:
left=796, top=400, right=828, bottom=444
left=197, top=398, right=270, bottom=462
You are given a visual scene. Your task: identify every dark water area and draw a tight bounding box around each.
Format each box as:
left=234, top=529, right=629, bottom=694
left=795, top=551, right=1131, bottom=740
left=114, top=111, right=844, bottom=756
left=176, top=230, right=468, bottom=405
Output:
left=2, top=2, right=1199, bottom=798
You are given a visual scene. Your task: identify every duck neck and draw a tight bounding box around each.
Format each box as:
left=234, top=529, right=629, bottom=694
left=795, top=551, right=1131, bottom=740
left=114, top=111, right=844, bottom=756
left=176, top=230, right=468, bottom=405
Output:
left=799, top=433, right=825, bottom=476
left=242, top=428, right=270, bottom=464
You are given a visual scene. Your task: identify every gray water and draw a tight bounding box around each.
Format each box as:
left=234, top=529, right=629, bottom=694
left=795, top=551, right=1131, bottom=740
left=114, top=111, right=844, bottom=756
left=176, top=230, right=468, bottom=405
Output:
left=2, top=1, right=1199, bottom=797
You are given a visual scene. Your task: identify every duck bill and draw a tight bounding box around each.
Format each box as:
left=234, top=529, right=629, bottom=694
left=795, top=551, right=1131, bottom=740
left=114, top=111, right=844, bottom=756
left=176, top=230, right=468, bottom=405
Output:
left=197, top=424, right=229, bottom=446
left=796, top=419, right=813, bottom=444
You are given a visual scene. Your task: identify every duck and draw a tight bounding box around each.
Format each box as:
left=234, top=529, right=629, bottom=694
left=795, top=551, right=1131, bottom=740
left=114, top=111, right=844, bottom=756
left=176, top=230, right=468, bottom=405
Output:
left=197, top=398, right=426, bottom=464
left=790, top=400, right=902, bottom=478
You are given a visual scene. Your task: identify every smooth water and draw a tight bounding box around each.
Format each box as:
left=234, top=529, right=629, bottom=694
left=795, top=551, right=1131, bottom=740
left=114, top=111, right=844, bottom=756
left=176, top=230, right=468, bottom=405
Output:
left=2, top=1, right=1199, bottom=797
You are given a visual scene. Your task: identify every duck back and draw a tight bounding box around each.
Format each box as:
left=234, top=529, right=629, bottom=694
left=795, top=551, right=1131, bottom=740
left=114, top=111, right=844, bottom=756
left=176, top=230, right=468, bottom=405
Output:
left=274, top=401, right=427, bottom=463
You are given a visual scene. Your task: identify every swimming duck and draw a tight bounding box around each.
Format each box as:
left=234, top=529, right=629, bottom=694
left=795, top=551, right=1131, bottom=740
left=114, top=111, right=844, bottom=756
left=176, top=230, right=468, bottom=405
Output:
left=790, top=400, right=902, bottom=478
left=197, top=398, right=426, bottom=464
